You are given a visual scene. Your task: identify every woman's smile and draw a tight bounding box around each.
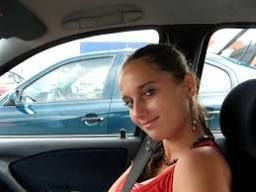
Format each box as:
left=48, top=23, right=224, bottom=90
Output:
left=140, top=116, right=160, bottom=130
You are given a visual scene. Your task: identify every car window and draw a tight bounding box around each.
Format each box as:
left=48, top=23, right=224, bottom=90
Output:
left=199, top=28, right=256, bottom=132
left=21, top=56, right=113, bottom=104
left=112, top=54, right=130, bottom=99
left=199, top=63, right=232, bottom=94
left=0, top=29, right=159, bottom=135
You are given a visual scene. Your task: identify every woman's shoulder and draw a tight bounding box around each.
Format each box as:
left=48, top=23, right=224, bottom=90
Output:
left=178, top=144, right=230, bottom=176
left=173, top=145, right=231, bottom=192
left=174, top=145, right=223, bottom=172
left=108, top=165, right=132, bottom=192
left=183, top=144, right=227, bottom=168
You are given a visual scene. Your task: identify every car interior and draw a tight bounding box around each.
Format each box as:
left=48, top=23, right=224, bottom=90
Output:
left=0, top=0, right=255, bottom=191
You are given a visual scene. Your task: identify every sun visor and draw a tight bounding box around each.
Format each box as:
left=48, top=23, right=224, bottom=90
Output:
left=62, top=4, right=143, bottom=30
left=0, top=0, right=46, bottom=40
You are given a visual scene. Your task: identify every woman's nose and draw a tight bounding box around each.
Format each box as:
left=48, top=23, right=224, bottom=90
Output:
left=132, top=101, right=147, bottom=119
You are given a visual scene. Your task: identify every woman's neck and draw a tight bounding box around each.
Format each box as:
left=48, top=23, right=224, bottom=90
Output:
left=162, top=127, right=204, bottom=161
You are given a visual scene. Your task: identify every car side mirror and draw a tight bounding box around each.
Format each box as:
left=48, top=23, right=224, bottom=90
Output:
left=6, top=90, right=20, bottom=106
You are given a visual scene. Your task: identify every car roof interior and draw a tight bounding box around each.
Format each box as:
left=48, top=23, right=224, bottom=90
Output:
left=1, top=0, right=256, bottom=73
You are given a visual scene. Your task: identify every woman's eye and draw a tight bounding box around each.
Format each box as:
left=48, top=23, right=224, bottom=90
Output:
left=144, top=88, right=155, bottom=96
left=124, top=100, right=133, bottom=108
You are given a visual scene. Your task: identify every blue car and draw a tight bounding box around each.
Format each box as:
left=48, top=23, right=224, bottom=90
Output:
left=0, top=50, right=255, bottom=135
left=0, top=50, right=135, bottom=135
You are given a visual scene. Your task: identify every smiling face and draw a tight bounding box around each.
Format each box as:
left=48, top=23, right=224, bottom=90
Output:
left=119, top=58, right=194, bottom=141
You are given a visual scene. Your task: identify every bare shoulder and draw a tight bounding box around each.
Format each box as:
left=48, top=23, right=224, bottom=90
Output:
left=173, top=145, right=231, bottom=192
left=108, top=165, right=132, bottom=192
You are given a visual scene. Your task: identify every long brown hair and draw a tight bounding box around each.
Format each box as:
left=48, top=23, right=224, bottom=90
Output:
left=122, top=44, right=212, bottom=181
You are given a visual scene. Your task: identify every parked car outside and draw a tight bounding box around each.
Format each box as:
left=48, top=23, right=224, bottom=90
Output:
left=0, top=50, right=255, bottom=135
left=0, top=50, right=134, bottom=135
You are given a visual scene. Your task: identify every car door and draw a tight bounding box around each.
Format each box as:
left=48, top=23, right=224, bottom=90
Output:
left=0, top=54, right=119, bottom=135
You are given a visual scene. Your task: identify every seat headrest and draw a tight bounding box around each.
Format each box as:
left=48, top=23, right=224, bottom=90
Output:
left=220, top=79, right=256, bottom=157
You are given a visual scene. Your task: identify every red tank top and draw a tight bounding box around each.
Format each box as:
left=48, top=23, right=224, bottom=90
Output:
left=115, top=138, right=219, bottom=192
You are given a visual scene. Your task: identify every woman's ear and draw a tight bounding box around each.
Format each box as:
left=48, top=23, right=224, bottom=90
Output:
left=183, top=73, right=197, bottom=97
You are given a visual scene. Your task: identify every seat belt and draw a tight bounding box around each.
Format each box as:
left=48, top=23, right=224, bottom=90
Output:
left=122, top=135, right=158, bottom=192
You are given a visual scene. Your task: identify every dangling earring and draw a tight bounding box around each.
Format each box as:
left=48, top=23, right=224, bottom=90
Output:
left=192, top=119, right=197, bottom=132
left=189, top=98, right=197, bottom=132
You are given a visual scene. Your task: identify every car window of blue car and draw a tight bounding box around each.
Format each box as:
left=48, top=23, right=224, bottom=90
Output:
left=199, top=28, right=256, bottom=133
left=0, top=29, right=159, bottom=136
left=21, top=56, right=114, bottom=104
left=112, top=54, right=130, bottom=99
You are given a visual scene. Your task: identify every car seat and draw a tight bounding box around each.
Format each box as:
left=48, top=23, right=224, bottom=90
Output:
left=218, top=79, right=256, bottom=192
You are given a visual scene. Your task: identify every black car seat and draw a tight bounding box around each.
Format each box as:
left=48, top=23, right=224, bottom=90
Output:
left=218, top=79, right=256, bottom=192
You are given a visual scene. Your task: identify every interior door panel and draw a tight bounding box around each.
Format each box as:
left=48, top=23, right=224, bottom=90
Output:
left=0, top=136, right=141, bottom=192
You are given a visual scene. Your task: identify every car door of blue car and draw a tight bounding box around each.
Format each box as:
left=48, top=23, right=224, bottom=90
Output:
left=0, top=53, right=119, bottom=135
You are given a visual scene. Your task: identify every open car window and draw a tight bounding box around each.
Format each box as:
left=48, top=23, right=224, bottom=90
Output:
left=0, top=29, right=159, bottom=135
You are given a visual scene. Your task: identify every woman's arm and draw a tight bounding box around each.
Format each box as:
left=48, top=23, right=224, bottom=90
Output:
left=108, top=165, right=132, bottom=192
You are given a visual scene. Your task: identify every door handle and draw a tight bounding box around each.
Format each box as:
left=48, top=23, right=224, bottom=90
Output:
left=81, top=115, right=104, bottom=126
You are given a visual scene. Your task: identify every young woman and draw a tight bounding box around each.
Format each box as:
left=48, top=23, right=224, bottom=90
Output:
left=109, top=44, right=231, bottom=192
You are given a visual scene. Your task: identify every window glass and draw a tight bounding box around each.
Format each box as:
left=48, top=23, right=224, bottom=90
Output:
left=208, top=29, right=256, bottom=67
left=200, top=28, right=256, bottom=132
left=113, top=54, right=130, bottom=99
left=0, top=29, right=159, bottom=135
left=199, top=64, right=231, bottom=94
left=21, top=56, right=113, bottom=104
